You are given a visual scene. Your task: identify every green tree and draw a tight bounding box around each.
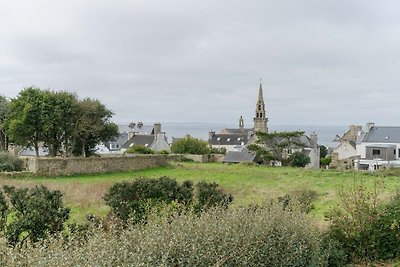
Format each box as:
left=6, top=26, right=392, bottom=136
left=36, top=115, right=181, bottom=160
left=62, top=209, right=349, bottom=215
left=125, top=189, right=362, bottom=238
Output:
left=0, top=185, right=70, bottom=246
left=41, top=91, right=78, bottom=157
left=125, top=144, right=154, bottom=154
left=248, top=131, right=305, bottom=163
left=4, top=87, right=46, bottom=157
left=0, top=95, right=8, bottom=151
left=320, top=145, right=328, bottom=158
left=170, top=136, right=210, bottom=155
left=71, top=98, right=119, bottom=157
left=287, top=151, right=310, bottom=167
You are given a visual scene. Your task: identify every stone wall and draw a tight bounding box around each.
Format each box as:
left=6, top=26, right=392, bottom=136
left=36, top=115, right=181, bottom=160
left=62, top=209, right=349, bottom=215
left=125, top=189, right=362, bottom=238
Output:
left=26, top=155, right=179, bottom=176
left=183, top=154, right=224, bottom=163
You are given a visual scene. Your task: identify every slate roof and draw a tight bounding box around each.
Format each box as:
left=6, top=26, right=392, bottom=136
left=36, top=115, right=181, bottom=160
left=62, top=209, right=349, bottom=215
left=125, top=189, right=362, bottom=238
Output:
left=122, top=135, right=155, bottom=149
left=209, top=133, right=249, bottom=146
left=223, top=148, right=257, bottom=163
left=221, top=128, right=252, bottom=134
left=118, top=125, right=154, bottom=135
left=104, top=132, right=129, bottom=151
left=362, top=126, right=400, bottom=143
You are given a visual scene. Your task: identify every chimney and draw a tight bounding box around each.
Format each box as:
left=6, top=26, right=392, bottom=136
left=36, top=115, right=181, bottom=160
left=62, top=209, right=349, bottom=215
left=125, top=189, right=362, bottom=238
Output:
left=366, top=122, right=375, bottom=131
left=310, top=132, right=318, bottom=147
left=209, top=130, right=215, bottom=140
left=154, top=123, right=161, bottom=134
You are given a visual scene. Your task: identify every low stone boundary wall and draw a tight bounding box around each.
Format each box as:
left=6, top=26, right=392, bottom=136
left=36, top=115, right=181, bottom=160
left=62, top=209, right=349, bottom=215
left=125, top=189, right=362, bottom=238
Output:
left=26, top=155, right=180, bottom=176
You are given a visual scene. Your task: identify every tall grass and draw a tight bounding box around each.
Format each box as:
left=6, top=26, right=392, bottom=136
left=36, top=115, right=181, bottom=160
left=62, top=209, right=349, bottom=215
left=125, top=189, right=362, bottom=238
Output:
left=0, top=204, right=338, bottom=266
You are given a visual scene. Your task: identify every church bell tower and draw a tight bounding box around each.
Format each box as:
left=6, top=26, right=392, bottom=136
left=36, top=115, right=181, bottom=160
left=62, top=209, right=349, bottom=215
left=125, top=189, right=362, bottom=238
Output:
left=253, top=81, right=268, bottom=132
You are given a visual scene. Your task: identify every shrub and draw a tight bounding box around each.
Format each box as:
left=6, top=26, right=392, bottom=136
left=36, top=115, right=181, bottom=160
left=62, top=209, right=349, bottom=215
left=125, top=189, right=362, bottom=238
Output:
left=0, top=152, right=23, bottom=172
left=0, top=185, right=70, bottom=246
left=209, top=147, right=226, bottom=154
left=158, top=149, right=169, bottom=155
left=125, top=144, right=154, bottom=154
left=287, top=151, right=310, bottom=167
left=0, top=204, right=339, bottom=266
left=278, top=188, right=319, bottom=213
left=320, top=156, right=332, bottom=166
left=170, top=136, right=210, bottom=155
left=194, top=181, right=233, bottom=212
left=326, top=180, right=400, bottom=263
left=103, top=177, right=194, bottom=223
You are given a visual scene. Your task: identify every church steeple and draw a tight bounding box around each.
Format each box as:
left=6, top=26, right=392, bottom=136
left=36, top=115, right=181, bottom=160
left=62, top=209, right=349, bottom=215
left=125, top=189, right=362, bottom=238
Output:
left=253, top=80, right=268, bottom=132
left=239, top=115, right=244, bottom=129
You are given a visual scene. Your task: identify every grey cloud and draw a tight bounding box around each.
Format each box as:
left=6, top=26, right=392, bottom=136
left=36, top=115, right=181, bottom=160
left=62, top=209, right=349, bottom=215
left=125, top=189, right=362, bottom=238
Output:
left=1, top=0, right=400, bottom=125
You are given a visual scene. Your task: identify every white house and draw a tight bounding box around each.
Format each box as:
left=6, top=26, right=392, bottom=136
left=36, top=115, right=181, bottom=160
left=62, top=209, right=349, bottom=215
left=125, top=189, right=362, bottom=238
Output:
left=355, top=123, right=400, bottom=171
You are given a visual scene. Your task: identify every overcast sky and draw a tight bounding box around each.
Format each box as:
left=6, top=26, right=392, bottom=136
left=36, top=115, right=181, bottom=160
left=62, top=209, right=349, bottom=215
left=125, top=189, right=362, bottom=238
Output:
left=1, top=0, right=400, bottom=126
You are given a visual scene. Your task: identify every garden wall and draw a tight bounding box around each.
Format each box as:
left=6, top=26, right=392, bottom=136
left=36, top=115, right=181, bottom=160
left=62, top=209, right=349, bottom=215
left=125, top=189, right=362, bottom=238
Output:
left=26, top=155, right=180, bottom=176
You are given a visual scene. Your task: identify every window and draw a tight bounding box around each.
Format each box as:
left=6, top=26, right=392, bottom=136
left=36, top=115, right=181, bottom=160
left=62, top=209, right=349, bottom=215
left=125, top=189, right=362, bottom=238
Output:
left=287, top=149, right=292, bottom=154
left=217, top=137, right=221, bottom=141
left=227, top=138, right=231, bottom=142
left=237, top=138, right=241, bottom=141
left=372, top=149, right=380, bottom=156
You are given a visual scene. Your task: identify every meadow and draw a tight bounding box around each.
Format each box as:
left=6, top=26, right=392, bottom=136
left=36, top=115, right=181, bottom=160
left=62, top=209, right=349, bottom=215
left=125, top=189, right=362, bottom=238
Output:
left=1, top=162, right=400, bottom=222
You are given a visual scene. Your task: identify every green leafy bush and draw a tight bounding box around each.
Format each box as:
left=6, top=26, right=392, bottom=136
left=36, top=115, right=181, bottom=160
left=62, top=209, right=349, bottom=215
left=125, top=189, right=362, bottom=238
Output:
left=0, top=185, right=70, bottom=246
left=287, top=151, right=310, bottom=167
left=125, top=144, right=154, bottom=154
left=194, top=181, right=233, bottom=212
left=170, top=136, right=210, bottom=155
left=0, top=204, right=340, bottom=266
left=0, top=152, right=23, bottom=172
left=320, top=156, right=332, bottom=166
left=103, top=177, right=194, bottom=223
left=326, top=181, right=400, bottom=263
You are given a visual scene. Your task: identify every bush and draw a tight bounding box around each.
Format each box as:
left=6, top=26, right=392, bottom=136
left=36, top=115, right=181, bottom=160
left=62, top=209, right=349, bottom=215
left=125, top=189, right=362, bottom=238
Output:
left=278, top=188, right=319, bottom=213
left=194, top=181, right=233, bottom=212
left=320, top=156, right=332, bottom=166
left=170, top=136, right=210, bottom=155
left=0, top=152, right=23, bottom=172
left=326, top=181, right=400, bottom=263
left=125, top=144, right=154, bottom=154
left=209, top=147, right=226, bottom=154
left=0, top=185, right=70, bottom=246
left=158, top=149, right=169, bottom=155
left=103, top=177, right=194, bottom=223
left=0, top=204, right=339, bottom=266
left=287, top=152, right=310, bottom=167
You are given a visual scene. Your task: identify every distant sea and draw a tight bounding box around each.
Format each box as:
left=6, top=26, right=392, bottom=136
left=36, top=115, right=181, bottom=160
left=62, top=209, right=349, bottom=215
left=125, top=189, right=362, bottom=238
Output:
left=159, top=122, right=347, bottom=148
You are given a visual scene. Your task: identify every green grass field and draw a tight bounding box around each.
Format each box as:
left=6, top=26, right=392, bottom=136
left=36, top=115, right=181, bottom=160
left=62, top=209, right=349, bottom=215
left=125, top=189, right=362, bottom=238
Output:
left=1, top=162, right=400, bottom=222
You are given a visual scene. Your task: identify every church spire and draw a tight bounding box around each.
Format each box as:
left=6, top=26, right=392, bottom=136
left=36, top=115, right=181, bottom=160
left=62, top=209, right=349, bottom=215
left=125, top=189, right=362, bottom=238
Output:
left=253, top=80, right=268, bottom=132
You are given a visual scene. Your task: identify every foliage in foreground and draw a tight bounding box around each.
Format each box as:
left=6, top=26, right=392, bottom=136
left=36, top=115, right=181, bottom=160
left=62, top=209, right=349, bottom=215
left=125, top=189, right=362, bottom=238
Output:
left=103, top=177, right=232, bottom=223
left=286, top=151, right=310, bottom=167
left=327, top=180, right=400, bottom=263
left=0, top=204, right=343, bottom=267
left=0, top=185, right=70, bottom=246
left=0, top=152, right=23, bottom=172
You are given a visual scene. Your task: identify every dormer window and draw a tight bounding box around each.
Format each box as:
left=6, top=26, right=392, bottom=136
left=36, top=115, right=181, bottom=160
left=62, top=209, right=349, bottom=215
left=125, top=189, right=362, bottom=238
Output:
left=227, top=138, right=231, bottom=141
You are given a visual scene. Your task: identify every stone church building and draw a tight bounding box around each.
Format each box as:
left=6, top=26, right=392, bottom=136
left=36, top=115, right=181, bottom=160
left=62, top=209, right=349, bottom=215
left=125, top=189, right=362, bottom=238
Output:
left=209, top=82, right=320, bottom=169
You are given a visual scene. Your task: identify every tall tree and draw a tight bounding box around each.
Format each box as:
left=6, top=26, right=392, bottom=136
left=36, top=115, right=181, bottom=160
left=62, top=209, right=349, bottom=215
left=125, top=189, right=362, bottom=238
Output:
left=41, top=91, right=78, bottom=157
left=4, top=87, right=45, bottom=157
left=248, top=131, right=305, bottom=163
left=72, top=98, right=118, bottom=157
left=0, top=96, right=8, bottom=151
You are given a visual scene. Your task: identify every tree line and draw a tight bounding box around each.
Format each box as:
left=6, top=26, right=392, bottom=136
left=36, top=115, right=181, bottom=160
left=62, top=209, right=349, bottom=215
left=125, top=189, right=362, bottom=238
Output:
left=0, top=87, right=119, bottom=157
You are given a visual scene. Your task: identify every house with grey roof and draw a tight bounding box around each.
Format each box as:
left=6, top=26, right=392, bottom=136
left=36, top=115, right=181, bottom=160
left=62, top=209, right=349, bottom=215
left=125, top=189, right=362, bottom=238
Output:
left=355, top=123, right=400, bottom=170
left=98, top=122, right=170, bottom=155
left=331, top=125, right=363, bottom=168
left=223, top=147, right=257, bottom=164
